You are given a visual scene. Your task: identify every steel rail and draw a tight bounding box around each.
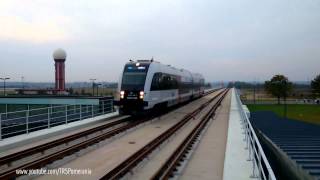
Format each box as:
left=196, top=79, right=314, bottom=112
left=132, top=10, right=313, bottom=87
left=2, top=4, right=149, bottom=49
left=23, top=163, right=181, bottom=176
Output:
left=0, top=115, right=128, bottom=166
left=0, top=116, right=145, bottom=179
left=152, top=89, right=229, bottom=179
left=100, top=89, right=227, bottom=180
left=0, top=89, right=219, bottom=179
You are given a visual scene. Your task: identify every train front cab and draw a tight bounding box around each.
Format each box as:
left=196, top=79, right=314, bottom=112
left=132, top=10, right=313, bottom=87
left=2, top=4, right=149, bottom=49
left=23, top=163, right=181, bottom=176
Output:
left=118, top=62, right=149, bottom=114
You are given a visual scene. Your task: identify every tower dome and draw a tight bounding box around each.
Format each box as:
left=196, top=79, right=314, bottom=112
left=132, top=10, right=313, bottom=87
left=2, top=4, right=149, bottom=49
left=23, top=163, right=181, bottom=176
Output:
left=53, top=48, right=67, bottom=60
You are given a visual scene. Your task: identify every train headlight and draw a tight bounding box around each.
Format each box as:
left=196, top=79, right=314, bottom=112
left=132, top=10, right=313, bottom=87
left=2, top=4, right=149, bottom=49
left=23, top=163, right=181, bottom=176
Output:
left=139, top=91, right=144, bottom=99
left=120, top=91, right=125, bottom=99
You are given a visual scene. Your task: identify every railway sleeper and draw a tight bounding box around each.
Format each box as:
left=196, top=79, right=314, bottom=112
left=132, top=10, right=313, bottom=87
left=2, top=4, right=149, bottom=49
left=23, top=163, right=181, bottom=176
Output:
left=159, top=95, right=224, bottom=179
left=101, top=90, right=227, bottom=180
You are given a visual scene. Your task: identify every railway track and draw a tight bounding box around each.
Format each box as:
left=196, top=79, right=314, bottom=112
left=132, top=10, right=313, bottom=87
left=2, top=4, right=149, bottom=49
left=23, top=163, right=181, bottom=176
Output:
left=100, top=89, right=229, bottom=180
left=0, top=115, right=129, bottom=164
left=0, top=89, right=220, bottom=179
left=152, top=89, right=229, bottom=179
left=0, top=116, right=136, bottom=179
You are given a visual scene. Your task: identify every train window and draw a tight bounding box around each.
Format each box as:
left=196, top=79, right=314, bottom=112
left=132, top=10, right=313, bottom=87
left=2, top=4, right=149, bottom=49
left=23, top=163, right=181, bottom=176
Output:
left=171, top=76, right=178, bottom=89
left=151, top=73, right=179, bottom=91
left=151, top=73, right=162, bottom=90
left=122, top=72, right=147, bottom=85
left=162, top=74, right=170, bottom=89
left=179, top=81, right=193, bottom=94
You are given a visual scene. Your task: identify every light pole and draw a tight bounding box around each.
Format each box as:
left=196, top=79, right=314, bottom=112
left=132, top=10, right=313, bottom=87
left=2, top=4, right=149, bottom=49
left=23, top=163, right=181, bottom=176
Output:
left=0, top=77, right=10, bottom=96
left=253, top=77, right=259, bottom=104
left=90, top=79, right=96, bottom=96
left=21, top=76, right=25, bottom=89
left=253, top=79, right=256, bottom=104
left=284, top=80, right=287, bottom=118
left=96, top=83, right=102, bottom=96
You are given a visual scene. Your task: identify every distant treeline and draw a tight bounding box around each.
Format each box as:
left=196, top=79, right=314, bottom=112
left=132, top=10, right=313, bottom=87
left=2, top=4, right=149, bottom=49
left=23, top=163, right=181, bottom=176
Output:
left=228, top=81, right=311, bottom=89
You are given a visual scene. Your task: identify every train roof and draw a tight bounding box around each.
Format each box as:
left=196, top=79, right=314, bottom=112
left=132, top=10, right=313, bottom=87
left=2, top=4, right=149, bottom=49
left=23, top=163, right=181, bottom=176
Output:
left=125, top=59, right=203, bottom=78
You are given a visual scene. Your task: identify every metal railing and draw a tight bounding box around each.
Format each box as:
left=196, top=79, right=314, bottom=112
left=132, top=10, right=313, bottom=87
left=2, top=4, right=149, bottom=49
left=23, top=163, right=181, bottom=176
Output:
left=235, top=89, right=276, bottom=180
left=0, top=99, right=114, bottom=140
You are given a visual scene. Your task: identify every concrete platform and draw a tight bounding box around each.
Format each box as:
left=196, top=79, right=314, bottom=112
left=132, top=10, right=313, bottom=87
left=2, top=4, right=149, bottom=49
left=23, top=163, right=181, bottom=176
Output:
left=5, top=89, right=256, bottom=180
left=177, top=89, right=253, bottom=180
left=130, top=91, right=223, bottom=180
left=36, top=91, right=223, bottom=180
left=0, top=111, right=119, bottom=154
left=223, top=88, right=252, bottom=180
left=179, top=89, right=231, bottom=180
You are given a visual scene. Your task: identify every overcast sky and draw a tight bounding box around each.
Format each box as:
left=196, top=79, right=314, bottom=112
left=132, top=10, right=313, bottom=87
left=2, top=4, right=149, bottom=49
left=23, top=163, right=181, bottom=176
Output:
left=0, top=0, right=319, bottom=83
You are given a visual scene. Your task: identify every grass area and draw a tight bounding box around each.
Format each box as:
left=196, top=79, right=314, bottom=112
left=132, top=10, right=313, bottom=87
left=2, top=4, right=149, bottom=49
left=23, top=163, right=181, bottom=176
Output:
left=240, top=88, right=313, bottom=101
left=247, top=104, right=320, bottom=125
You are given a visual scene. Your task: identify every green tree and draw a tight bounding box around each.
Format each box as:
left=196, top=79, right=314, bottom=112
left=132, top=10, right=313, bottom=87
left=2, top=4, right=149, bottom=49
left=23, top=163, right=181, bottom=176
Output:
left=311, top=74, right=320, bottom=98
left=265, top=75, right=293, bottom=104
left=81, top=88, right=85, bottom=95
left=68, top=87, right=74, bottom=95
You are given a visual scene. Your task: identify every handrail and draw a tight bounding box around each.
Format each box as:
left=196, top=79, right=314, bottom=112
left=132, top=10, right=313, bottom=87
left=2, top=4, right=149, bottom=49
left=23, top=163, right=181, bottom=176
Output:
left=235, top=89, right=276, bottom=180
left=0, top=99, right=114, bottom=140
left=1, top=99, right=112, bottom=115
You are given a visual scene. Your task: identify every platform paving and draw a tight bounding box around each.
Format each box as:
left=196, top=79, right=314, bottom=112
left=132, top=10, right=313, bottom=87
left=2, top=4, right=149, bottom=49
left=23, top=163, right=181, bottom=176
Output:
left=130, top=91, right=223, bottom=180
left=223, top=88, right=252, bottom=180
left=179, top=90, right=231, bottom=180
left=36, top=91, right=222, bottom=180
left=2, top=88, right=257, bottom=180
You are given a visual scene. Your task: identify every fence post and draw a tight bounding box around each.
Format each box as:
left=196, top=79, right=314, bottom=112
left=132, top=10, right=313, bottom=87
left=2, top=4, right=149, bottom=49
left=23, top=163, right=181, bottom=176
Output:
left=248, top=133, right=252, bottom=161
left=47, top=106, right=50, bottom=128
left=111, top=100, right=114, bottom=112
left=5, top=104, right=8, bottom=119
left=65, top=105, right=68, bottom=124
left=258, top=153, right=262, bottom=179
left=0, top=113, right=2, bottom=140
left=26, top=105, right=29, bottom=134
left=102, top=101, right=105, bottom=114
left=91, top=104, right=94, bottom=117
left=80, top=105, right=82, bottom=120
left=251, top=156, right=257, bottom=178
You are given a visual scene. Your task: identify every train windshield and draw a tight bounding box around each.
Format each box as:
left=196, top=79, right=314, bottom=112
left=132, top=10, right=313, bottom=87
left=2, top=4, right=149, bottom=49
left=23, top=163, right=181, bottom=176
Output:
left=121, top=64, right=149, bottom=90
left=122, top=72, right=147, bottom=85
